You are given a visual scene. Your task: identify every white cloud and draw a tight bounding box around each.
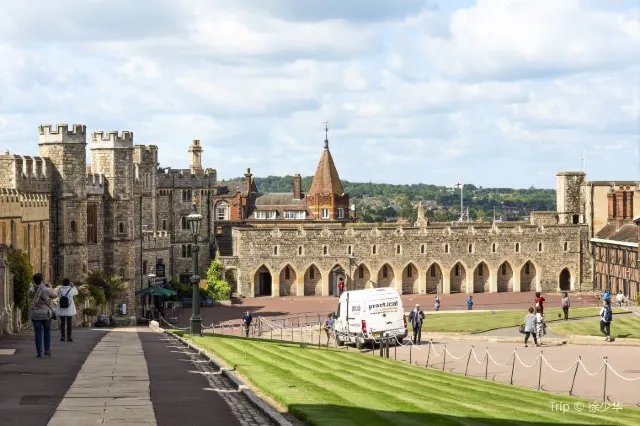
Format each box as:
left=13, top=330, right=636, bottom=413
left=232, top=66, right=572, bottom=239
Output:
left=0, top=0, right=638, bottom=188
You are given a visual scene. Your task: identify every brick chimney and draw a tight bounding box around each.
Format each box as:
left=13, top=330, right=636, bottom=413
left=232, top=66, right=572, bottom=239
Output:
left=293, top=174, right=302, bottom=199
left=616, top=189, right=626, bottom=219
left=244, top=168, right=253, bottom=195
left=626, top=190, right=634, bottom=219
left=607, top=191, right=616, bottom=219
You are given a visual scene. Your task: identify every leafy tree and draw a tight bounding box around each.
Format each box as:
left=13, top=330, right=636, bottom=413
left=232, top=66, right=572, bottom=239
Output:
left=7, top=250, right=34, bottom=322
left=86, top=270, right=127, bottom=314
left=205, top=259, right=231, bottom=301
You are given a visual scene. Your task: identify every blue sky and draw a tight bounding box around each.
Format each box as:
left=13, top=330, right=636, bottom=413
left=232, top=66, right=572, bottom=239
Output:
left=0, top=0, right=638, bottom=188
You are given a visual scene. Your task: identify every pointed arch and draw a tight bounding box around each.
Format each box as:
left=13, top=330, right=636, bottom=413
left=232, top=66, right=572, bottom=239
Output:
left=354, top=262, right=372, bottom=290
left=279, top=264, right=298, bottom=296
left=223, top=268, right=238, bottom=295
left=559, top=268, right=571, bottom=291
left=253, top=264, right=272, bottom=297
left=377, top=263, right=395, bottom=288
left=426, top=261, right=444, bottom=294
left=520, top=260, right=538, bottom=292
left=449, top=261, right=468, bottom=294
left=329, top=263, right=347, bottom=296
left=473, top=261, right=491, bottom=293
left=303, top=264, right=322, bottom=296
left=402, top=262, right=419, bottom=294
left=496, top=261, right=514, bottom=292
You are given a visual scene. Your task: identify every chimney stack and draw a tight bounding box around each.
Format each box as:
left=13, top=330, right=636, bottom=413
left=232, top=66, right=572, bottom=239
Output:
left=293, top=174, right=302, bottom=199
left=188, top=139, right=203, bottom=174
left=607, top=191, right=616, bottom=219
left=244, top=168, right=253, bottom=195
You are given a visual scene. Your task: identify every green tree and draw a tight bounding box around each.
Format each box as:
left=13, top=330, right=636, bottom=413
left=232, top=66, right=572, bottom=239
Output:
left=205, top=259, right=231, bottom=301
left=7, top=250, right=34, bottom=322
left=86, top=270, right=127, bottom=314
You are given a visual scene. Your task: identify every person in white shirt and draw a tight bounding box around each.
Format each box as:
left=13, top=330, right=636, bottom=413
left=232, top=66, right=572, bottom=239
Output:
left=616, top=292, right=624, bottom=307
left=56, top=278, right=79, bottom=342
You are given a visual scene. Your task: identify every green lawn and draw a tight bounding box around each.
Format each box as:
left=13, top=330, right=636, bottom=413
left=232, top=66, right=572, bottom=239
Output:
left=550, top=315, right=640, bottom=339
left=420, top=307, right=625, bottom=333
left=184, top=333, right=640, bottom=426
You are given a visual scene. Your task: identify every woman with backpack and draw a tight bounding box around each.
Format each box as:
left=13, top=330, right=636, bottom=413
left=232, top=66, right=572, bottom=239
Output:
left=600, top=300, right=613, bottom=342
left=56, top=278, right=78, bottom=342
left=28, top=273, right=58, bottom=357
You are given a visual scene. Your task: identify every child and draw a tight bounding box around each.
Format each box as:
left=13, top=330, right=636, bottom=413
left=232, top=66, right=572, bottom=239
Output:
left=535, top=306, right=546, bottom=345
left=467, top=296, right=473, bottom=311
left=434, top=295, right=440, bottom=311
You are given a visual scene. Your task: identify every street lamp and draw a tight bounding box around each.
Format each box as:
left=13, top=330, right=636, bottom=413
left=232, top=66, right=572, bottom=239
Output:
left=186, top=204, right=203, bottom=336
left=348, top=253, right=358, bottom=291
left=147, top=273, right=156, bottom=319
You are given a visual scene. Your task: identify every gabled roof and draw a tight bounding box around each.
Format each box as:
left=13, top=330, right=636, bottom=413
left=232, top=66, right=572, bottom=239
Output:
left=307, top=139, right=345, bottom=197
left=596, top=223, right=638, bottom=243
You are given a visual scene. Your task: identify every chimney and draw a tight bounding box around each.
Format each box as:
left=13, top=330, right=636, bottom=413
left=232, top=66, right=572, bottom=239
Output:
left=607, top=192, right=616, bottom=219
left=188, top=139, right=203, bottom=174
left=293, top=174, right=302, bottom=199
left=616, top=189, right=625, bottom=220
left=627, top=190, right=634, bottom=219
left=244, top=168, right=253, bottom=195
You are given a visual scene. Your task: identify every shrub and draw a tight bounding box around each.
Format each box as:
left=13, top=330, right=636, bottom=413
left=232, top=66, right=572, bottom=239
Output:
left=7, top=251, right=34, bottom=322
left=205, top=259, right=231, bottom=301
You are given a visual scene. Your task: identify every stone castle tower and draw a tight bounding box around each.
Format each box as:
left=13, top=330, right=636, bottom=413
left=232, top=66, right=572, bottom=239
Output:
left=556, top=171, right=586, bottom=225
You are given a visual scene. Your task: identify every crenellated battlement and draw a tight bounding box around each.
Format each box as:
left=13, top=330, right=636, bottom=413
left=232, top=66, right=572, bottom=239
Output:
left=134, top=145, right=158, bottom=165
left=38, top=124, right=87, bottom=144
left=0, top=189, right=50, bottom=220
left=156, top=167, right=217, bottom=189
left=91, top=131, right=134, bottom=149
left=85, top=172, right=105, bottom=196
left=0, top=155, right=52, bottom=193
left=142, top=231, right=171, bottom=250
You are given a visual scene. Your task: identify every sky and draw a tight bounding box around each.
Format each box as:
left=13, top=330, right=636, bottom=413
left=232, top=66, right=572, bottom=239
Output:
left=0, top=0, right=638, bottom=189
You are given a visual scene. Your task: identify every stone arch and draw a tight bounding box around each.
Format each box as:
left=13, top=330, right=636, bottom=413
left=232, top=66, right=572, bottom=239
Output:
left=377, top=263, right=395, bottom=288
left=559, top=268, right=571, bottom=291
left=223, top=268, right=238, bottom=295
left=279, top=264, right=298, bottom=296
left=426, top=262, right=443, bottom=294
left=354, top=262, right=372, bottom=290
left=496, top=261, right=514, bottom=292
left=401, top=262, right=419, bottom=294
left=253, top=265, right=272, bottom=297
left=473, top=261, right=490, bottom=293
left=303, top=264, right=322, bottom=296
left=329, top=263, right=347, bottom=296
left=520, top=260, right=538, bottom=292
left=449, top=261, right=467, bottom=294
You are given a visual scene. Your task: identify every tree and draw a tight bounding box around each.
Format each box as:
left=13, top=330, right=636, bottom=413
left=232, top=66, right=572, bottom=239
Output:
left=7, top=250, right=34, bottom=322
left=86, top=270, right=128, bottom=314
left=205, top=259, right=231, bottom=301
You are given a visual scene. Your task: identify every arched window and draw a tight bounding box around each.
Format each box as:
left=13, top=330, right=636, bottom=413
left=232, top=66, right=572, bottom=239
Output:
left=468, top=244, right=473, bottom=253
left=273, top=246, right=278, bottom=256
left=420, top=244, right=425, bottom=254
left=323, top=246, right=328, bottom=255
left=515, top=243, right=520, bottom=253
left=215, top=201, right=229, bottom=221
left=396, top=245, right=401, bottom=254
left=492, top=243, right=496, bottom=253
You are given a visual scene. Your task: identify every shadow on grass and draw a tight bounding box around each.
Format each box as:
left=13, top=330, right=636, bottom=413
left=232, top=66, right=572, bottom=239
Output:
left=288, top=404, right=599, bottom=426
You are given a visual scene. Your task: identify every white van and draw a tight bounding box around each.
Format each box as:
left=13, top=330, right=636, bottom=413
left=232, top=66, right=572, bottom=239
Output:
left=334, top=288, right=407, bottom=349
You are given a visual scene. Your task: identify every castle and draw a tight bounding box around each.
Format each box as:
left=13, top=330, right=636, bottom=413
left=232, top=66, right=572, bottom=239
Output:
left=1, top=122, right=639, bottom=321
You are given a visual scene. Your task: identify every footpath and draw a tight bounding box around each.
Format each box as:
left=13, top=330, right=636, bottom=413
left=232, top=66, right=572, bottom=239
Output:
left=0, top=327, right=280, bottom=426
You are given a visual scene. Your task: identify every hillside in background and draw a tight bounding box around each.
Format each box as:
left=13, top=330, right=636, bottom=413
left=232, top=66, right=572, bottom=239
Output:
left=222, top=175, right=556, bottom=223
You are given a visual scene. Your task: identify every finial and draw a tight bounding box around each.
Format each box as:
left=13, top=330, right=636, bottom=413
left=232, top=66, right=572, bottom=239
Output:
left=324, top=120, right=329, bottom=149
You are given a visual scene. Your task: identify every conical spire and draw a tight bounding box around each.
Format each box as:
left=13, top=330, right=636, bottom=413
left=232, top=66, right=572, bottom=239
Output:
left=308, top=120, right=345, bottom=196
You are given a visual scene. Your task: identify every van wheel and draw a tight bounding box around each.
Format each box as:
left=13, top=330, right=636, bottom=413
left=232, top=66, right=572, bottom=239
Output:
left=355, top=337, right=365, bottom=350
left=336, top=334, right=344, bottom=347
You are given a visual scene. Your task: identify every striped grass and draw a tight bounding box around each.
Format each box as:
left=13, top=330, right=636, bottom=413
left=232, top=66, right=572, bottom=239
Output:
left=189, top=334, right=640, bottom=425
left=421, top=307, right=626, bottom=333
left=550, top=315, right=640, bottom=339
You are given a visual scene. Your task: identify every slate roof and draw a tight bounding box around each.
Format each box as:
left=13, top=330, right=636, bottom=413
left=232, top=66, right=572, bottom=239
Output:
left=254, top=193, right=306, bottom=207
left=307, top=146, right=345, bottom=196
left=596, top=223, right=638, bottom=243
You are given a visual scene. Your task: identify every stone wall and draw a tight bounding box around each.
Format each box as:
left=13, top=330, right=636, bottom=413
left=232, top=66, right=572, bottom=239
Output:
left=221, top=223, right=588, bottom=297
left=556, top=172, right=586, bottom=224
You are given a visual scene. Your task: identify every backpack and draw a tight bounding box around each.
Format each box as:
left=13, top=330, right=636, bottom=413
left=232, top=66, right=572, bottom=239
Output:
left=59, top=287, right=72, bottom=309
left=603, top=306, right=613, bottom=322
left=602, top=290, right=611, bottom=302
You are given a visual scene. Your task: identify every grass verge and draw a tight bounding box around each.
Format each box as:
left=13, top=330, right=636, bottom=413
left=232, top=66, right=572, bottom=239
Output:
left=184, top=333, right=640, bottom=425
left=549, top=315, right=640, bottom=339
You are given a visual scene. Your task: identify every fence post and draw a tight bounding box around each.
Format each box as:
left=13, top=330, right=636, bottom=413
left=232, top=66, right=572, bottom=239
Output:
left=291, top=325, right=294, bottom=342
left=318, top=325, right=321, bottom=347
left=569, top=357, right=580, bottom=396
left=510, top=349, right=517, bottom=385
left=270, top=327, right=273, bottom=340
left=371, top=340, right=375, bottom=355
left=464, top=346, right=473, bottom=376
left=280, top=327, right=283, bottom=341
left=425, top=340, right=431, bottom=368
left=484, top=347, right=489, bottom=380
left=409, top=344, right=412, bottom=364
left=442, top=345, right=447, bottom=372
left=537, top=351, right=543, bottom=391
left=386, top=337, right=390, bottom=359
left=603, top=357, right=608, bottom=402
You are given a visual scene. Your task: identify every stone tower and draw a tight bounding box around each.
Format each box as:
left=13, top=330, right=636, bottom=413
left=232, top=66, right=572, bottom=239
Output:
left=91, top=131, right=136, bottom=290
left=556, top=171, right=586, bottom=224
left=37, top=124, right=88, bottom=283
left=189, top=140, right=203, bottom=174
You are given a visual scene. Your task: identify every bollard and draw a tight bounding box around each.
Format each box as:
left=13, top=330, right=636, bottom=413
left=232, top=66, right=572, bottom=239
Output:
left=603, top=357, right=608, bottom=402
left=442, top=345, right=447, bottom=372
left=484, top=347, right=489, bottom=380
left=569, top=357, right=580, bottom=396
left=510, top=349, right=517, bottom=385
left=379, top=338, right=384, bottom=357
left=386, top=337, right=390, bottom=359
left=464, top=346, right=474, bottom=376
left=394, top=340, right=397, bottom=360
left=372, top=340, right=375, bottom=355
left=270, top=328, right=273, bottom=340
left=318, top=325, right=321, bottom=347
left=409, top=344, right=412, bottom=364
left=291, top=325, right=294, bottom=342
left=425, top=341, right=431, bottom=368
left=537, top=351, right=543, bottom=391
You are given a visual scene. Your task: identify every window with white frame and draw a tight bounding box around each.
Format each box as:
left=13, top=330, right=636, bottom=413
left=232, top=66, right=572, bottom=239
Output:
left=337, top=208, right=344, bottom=219
left=255, top=210, right=277, bottom=220
left=215, top=201, right=229, bottom=221
left=284, top=210, right=306, bottom=220
left=321, top=208, right=329, bottom=219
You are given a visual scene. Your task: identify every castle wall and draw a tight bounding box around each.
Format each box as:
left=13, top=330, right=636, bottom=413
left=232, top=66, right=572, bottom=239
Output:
left=221, top=223, right=588, bottom=297
left=556, top=172, right=586, bottom=225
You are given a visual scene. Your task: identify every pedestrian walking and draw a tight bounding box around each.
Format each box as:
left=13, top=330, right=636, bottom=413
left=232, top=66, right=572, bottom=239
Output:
left=434, top=295, right=440, bottom=311
left=616, top=291, right=624, bottom=308
left=523, top=307, right=538, bottom=347
left=534, top=292, right=545, bottom=316
left=408, top=305, right=425, bottom=344
left=56, top=278, right=78, bottom=342
left=535, top=306, right=546, bottom=345
left=561, top=292, right=571, bottom=321
left=321, top=313, right=335, bottom=345
left=466, top=296, right=473, bottom=310
left=600, top=300, right=613, bottom=342
left=28, top=273, right=58, bottom=358
left=337, top=278, right=345, bottom=295
left=242, top=311, right=253, bottom=338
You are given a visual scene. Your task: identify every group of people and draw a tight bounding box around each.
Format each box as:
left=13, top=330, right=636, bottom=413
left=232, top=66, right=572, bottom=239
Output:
left=522, top=292, right=548, bottom=347
left=28, top=273, right=79, bottom=358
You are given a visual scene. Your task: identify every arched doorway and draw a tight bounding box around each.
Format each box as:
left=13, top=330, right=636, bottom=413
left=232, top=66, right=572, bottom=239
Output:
left=450, top=262, right=466, bottom=293
left=254, top=265, right=272, bottom=296
left=497, top=262, right=514, bottom=292
left=354, top=264, right=371, bottom=290
left=520, top=261, right=537, bottom=292
left=473, top=262, right=490, bottom=293
left=279, top=265, right=297, bottom=296
left=402, top=263, right=419, bottom=294
left=377, top=263, right=395, bottom=288
left=559, top=268, right=571, bottom=291
left=426, top=263, right=443, bottom=294
left=304, top=265, right=322, bottom=296
left=330, top=264, right=346, bottom=296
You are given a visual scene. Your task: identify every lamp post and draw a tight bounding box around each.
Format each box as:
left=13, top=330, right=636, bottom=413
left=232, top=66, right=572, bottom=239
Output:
left=348, top=253, right=357, bottom=291
left=186, top=204, right=203, bottom=336
left=147, top=273, right=156, bottom=319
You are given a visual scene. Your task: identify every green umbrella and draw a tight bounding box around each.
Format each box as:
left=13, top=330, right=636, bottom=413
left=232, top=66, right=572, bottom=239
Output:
left=135, top=286, right=177, bottom=297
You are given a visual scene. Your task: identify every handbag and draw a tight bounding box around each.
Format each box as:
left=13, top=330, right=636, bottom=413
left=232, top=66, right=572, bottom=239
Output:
left=518, top=324, right=525, bottom=334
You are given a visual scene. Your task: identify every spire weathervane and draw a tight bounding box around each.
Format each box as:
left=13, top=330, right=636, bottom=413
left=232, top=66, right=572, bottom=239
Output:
left=324, top=119, right=329, bottom=149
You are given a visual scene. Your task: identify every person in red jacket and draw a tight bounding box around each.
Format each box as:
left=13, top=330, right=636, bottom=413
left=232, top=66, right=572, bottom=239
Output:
left=534, top=292, right=546, bottom=316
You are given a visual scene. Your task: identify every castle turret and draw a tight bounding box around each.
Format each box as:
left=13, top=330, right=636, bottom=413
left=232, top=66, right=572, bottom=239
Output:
left=189, top=140, right=203, bottom=174
left=556, top=172, right=586, bottom=225
left=37, top=124, right=88, bottom=283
